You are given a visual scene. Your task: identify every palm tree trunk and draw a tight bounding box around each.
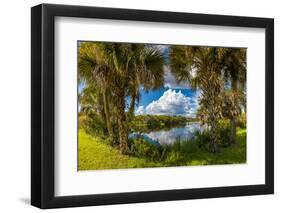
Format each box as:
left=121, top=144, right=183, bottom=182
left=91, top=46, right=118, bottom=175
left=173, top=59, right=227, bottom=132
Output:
left=209, top=110, right=218, bottom=153
left=229, top=118, right=237, bottom=145
left=229, top=79, right=238, bottom=145
left=102, top=88, right=113, bottom=142
left=204, top=78, right=220, bottom=153
left=116, top=89, right=130, bottom=154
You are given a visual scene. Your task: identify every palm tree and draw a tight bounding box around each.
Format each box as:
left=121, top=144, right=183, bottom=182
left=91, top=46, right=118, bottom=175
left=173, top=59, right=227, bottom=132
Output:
left=104, top=44, right=165, bottom=154
left=170, top=46, right=225, bottom=152
left=79, top=84, right=109, bottom=135
left=79, top=43, right=115, bottom=142
left=221, top=48, right=246, bottom=145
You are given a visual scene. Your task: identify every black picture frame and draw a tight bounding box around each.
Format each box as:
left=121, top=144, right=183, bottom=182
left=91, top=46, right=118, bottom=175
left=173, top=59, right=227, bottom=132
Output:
left=31, top=3, right=274, bottom=209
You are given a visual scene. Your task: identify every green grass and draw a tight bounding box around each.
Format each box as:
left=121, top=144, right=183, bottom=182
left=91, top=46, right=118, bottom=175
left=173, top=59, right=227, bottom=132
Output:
left=78, top=130, right=161, bottom=170
left=78, top=128, right=246, bottom=170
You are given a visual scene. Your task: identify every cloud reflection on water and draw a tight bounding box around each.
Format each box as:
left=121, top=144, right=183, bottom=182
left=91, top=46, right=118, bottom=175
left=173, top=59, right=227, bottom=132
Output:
left=131, top=123, right=206, bottom=146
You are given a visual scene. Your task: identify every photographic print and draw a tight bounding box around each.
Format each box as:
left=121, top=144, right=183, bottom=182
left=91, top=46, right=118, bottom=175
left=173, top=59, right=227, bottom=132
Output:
left=78, top=42, right=247, bottom=171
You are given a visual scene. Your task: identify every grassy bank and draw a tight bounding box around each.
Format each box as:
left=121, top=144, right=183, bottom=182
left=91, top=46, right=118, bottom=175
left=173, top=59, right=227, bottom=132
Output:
left=78, top=130, right=161, bottom=170
left=78, top=128, right=246, bottom=170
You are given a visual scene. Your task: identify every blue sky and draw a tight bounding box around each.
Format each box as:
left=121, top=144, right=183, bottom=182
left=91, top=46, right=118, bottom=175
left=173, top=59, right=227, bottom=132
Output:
left=134, top=45, right=199, bottom=117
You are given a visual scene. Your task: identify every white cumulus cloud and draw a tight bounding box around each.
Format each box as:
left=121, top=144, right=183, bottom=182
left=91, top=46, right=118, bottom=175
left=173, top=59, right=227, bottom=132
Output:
left=136, top=89, right=198, bottom=117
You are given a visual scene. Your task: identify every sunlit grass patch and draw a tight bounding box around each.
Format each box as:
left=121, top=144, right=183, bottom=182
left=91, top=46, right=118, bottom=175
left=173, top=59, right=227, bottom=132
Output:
left=78, top=130, right=161, bottom=170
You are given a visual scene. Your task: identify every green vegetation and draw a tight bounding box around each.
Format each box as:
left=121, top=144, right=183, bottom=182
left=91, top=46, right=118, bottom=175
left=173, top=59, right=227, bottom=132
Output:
left=130, top=115, right=196, bottom=133
left=79, top=127, right=246, bottom=170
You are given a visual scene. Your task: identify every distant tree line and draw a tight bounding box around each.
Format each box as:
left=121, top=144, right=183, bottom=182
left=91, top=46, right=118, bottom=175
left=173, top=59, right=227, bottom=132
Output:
left=130, top=115, right=196, bottom=133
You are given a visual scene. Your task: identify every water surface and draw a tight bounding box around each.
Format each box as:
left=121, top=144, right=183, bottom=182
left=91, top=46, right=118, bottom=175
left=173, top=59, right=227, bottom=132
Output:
left=130, top=122, right=206, bottom=146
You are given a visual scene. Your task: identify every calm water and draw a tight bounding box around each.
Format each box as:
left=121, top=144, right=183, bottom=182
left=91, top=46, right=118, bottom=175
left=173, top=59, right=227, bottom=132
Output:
left=130, top=122, right=206, bottom=146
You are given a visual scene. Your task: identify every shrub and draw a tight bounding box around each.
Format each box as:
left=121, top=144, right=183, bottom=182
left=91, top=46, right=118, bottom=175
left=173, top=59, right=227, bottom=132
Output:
left=130, top=138, right=161, bottom=161
left=162, top=139, right=200, bottom=165
left=194, top=130, right=211, bottom=149
left=193, top=122, right=232, bottom=148
left=79, top=112, right=107, bottom=136
left=164, top=149, right=184, bottom=165
left=237, top=113, right=246, bottom=129
left=219, top=127, right=231, bottom=146
left=179, top=140, right=199, bottom=154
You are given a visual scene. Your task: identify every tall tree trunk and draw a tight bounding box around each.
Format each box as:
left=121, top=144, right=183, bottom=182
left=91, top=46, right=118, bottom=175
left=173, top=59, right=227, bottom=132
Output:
left=204, top=76, right=220, bottom=153
left=102, top=88, right=113, bottom=143
left=129, top=93, right=136, bottom=116
left=228, top=118, right=237, bottom=145
left=116, top=90, right=130, bottom=154
left=209, top=109, right=219, bottom=153
left=229, top=79, right=238, bottom=145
